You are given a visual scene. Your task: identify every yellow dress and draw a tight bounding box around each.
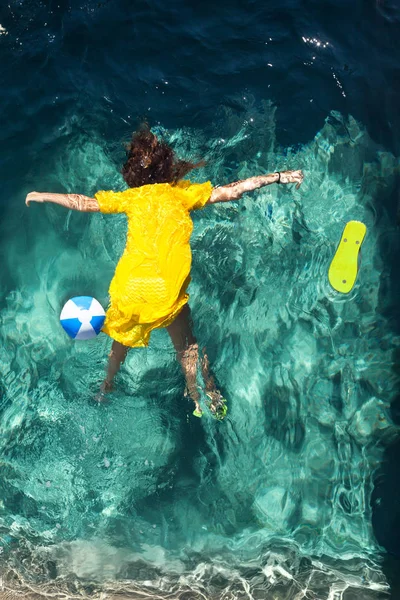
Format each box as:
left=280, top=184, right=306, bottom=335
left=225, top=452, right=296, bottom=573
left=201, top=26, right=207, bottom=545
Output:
left=95, top=180, right=212, bottom=347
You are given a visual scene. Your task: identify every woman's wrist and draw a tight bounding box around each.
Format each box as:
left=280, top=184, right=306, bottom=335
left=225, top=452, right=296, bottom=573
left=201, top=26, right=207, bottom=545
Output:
left=259, top=173, right=280, bottom=185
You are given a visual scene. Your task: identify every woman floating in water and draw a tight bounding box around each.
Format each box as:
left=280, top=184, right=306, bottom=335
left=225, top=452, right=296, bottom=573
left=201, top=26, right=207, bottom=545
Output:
left=26, top=124, right=303, bottom=419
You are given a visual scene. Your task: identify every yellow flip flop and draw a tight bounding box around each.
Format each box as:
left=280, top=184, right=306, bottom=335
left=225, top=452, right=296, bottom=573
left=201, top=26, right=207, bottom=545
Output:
left=328, top=221, right=367, bottom=294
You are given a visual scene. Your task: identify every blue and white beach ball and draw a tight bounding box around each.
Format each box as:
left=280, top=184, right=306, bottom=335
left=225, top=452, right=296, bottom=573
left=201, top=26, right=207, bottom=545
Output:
left=60, top=296, right=105, bottom=340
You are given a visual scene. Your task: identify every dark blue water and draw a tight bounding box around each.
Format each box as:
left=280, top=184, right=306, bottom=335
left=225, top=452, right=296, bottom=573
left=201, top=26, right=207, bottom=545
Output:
left=0, top=1, right=400, bottom=598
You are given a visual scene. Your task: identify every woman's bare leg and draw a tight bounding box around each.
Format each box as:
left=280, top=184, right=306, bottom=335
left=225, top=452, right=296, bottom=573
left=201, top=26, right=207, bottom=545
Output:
left=99, top=340, right=130, bottom=395
left=200, top=350, right=218, bottom=394
left=167, top=305, right=202, bottom=415
left=167, top=305, right=226, bottom=418
left=200, top=350, right=227, bottom=419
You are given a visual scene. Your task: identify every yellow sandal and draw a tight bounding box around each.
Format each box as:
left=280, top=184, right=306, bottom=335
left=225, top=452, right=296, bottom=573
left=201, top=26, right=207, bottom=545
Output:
left=206, top=392, right=228, bottom=421
left=328, top=221, right=367, bottom=293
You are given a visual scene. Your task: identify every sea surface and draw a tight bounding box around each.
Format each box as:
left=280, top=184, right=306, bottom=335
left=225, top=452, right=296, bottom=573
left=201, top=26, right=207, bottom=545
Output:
left=0, top=1, right=400, bottom=598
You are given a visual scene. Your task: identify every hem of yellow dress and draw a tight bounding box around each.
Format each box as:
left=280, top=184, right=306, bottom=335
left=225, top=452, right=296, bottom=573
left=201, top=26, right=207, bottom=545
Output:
left=102, top=297, right=189, bottom=348
left=102, top=328, right=149, bottom=348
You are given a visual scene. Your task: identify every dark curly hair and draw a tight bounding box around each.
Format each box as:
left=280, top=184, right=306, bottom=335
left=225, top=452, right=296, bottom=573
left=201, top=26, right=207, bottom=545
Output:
left=121, top=123, right=204, bottom=188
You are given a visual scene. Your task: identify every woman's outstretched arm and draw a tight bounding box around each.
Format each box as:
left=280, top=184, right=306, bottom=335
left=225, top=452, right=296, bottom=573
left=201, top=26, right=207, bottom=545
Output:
left=25, top=192, right=99, bottom=212
left=207, top=170, right=303, bottom=204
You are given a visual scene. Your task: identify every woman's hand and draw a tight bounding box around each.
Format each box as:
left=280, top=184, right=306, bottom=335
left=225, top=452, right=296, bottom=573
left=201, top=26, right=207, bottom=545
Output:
left=279, top=170, right=304, bottom=189
left=26, top=192, right=44, bottom=206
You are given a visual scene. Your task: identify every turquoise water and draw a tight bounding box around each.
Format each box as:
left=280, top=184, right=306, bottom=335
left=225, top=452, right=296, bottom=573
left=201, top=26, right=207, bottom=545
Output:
left=1, top=104, right=399, bottom=598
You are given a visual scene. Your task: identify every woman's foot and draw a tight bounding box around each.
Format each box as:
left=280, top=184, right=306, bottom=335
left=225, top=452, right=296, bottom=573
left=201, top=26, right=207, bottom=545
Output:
left=184, top=385, right=203, bottom=417
left=95, top=380, right=113, bottom=403
left=205, top=390, right=228, bottom=420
